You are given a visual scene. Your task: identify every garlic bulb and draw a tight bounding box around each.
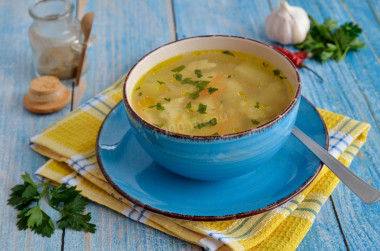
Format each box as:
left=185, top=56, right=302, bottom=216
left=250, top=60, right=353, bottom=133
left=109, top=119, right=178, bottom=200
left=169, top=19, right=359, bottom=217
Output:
left=265, top=1, right=310, bottom=45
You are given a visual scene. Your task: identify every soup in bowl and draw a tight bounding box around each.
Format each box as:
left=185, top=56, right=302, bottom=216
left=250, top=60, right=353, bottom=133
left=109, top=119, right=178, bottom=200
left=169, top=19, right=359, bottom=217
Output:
left=123, top=36, right=301, bottom=181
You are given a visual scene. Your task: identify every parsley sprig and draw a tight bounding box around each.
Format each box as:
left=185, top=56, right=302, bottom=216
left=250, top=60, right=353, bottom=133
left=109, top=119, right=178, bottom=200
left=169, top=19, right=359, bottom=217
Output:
left=296, top=16, right=365, bottom=62
left=194, top=69, right=202, bottom=78
left=149, top=103, right=165, bottom=111
left=194, top=118, right=217, bottom=129
left=8, top=173, right=96, bottom=237
left=197, top=103, right=207, bottom=114
left=208, top=87, right=218, bottom=94
left=222, top=50, right=234, bottom=56
left=173, top=73, right=210, bottom=100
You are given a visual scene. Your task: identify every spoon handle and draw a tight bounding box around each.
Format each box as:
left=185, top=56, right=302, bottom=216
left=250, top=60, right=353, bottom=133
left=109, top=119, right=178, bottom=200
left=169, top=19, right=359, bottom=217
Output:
left=76, top=0, right=88, bottom=19
left=292, top=126, right=380, bottom=204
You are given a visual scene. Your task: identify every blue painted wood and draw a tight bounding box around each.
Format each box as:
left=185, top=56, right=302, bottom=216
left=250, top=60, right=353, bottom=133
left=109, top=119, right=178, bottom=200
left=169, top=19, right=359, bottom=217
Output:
left=0, top=0, right=379, bottom=250
left=0, top=0, right=69, bottom=250
left=367, top=0, right=380, bottom=25
left=270, top=0, right=380, bottom=249
left=311, top=1, right=380, bottom=249
left=174, top=0, right=273, bottom=43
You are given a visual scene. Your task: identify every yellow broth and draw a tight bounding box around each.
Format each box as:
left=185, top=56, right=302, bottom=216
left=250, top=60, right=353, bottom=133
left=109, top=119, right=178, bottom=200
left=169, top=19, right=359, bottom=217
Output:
left=131, top=50, right=294, bottom=136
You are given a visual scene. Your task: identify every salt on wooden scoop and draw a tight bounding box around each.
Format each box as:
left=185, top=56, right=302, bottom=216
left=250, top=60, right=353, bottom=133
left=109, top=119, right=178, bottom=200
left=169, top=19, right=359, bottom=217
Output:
left=23, top=76, right=71, bottom=114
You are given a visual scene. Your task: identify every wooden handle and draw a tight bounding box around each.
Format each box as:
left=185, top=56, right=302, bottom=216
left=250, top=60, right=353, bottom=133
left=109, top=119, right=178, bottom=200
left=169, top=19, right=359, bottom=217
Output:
left=76, top=0, right=88, bottom=19
left=75, top=12, right=95, bottom=86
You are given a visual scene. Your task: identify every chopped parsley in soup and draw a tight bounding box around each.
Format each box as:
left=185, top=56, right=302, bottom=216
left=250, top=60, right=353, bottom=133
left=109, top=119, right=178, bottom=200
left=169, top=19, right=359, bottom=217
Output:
left=131, top=50, right=294, bottom=136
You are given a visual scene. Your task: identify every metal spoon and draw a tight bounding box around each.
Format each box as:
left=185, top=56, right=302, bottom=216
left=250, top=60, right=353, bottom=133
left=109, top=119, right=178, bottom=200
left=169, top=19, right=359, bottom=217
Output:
left=292, top=126, right=380, bottom=204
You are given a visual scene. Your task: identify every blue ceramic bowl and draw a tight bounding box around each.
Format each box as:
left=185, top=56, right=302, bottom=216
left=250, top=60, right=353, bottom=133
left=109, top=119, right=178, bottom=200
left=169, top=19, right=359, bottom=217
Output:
left=123, top=36, right=301, bottom=181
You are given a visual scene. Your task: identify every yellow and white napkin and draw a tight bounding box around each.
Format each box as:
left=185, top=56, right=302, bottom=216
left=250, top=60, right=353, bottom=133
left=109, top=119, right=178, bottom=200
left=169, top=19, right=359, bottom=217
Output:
left=30, top=76, right=370, bottom=250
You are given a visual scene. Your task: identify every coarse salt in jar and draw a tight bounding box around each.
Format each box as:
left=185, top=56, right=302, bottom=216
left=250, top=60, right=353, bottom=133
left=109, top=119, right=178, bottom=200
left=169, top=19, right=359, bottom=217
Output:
left=28, top=0, right=93, bottom=80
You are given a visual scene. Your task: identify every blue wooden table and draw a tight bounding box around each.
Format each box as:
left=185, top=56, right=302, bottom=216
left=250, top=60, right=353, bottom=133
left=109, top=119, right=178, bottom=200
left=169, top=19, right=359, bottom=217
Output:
left=0, top=0, right=379, bottom=250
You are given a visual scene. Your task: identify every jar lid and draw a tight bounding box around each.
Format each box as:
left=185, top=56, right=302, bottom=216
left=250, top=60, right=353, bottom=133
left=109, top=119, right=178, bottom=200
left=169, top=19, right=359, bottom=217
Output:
left=23, top=76, right=71, bottom=114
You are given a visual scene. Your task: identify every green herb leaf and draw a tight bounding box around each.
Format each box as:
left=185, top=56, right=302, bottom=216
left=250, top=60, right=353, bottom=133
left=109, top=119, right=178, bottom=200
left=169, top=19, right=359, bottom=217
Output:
left=16, top=206, right=55, bottom=237
left=138, top=92, right=142, bottom=96
left=174, top=73, right=183, bottom=81
left=194, top=118, right=217, bottom=129
left=16, top=208, right=30, bottom=230
left=173, top=72, right=211, bottom=100
left=135, top=86, right=140, bottom=91
left=171, top=65, right=185, bottom=72
left=211, top=132, right=219, bottom=136
left=186, top=102, right=192, bottom=109
left=57, top=211, right=96, bottom=233
left=181, top=79, right=210, bottom=100
left=197, top=103, right=207, bottom=114
left=149, top=103, right=165, bottom=111
left=273, top=69, right=281, bottom=76
left=251, top=119, right=260, bottom=125
left=153, top=123, right=164, bottom=128
left=164, top=98, right=171, bottom=102
left=255, top=102, right=260, bottom=108
left=156, top=103, right=164, bottom=111
left=208, top=87, right=218, bottom=94
left=189, top=91, right=201, bottom=100
left=50, top=184, right=81, bottom=206
left=181, top=78, right=210, bottom=89
left=295, top=15, right=365, bottom=62
left=50, top=185, right=96, bottom=233
left=157, top=80, right=165, bottom=85
left=56, top=194, right=96, bottom=233
left=273, top=69, right=286, bottom=79
left=222, top=50, right=234, bottom=56
left=25, top=206, right=44, bottom=229
left=22, top=173, right=36, bottom=186
left=60, top=194, right=88, bottom=213
left=9, top=173, right=96, bottom=238
left=194, top=69, right=202, bottom=78
left=8, top=174, right=39, bottom=210
left=197, top=81, right=210, bottom=89
left=262, top=62, right=269, bottom=67
left=36, top=214, right=55, bottom=237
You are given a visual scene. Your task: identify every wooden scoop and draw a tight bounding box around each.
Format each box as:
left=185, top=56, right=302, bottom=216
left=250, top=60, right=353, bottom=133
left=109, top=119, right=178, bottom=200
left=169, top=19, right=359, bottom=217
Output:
left=75, top=12, right=94, bottom=87
left=72, top=12, right=95, bottom=107
left=76, top=0, right=88, bottom=19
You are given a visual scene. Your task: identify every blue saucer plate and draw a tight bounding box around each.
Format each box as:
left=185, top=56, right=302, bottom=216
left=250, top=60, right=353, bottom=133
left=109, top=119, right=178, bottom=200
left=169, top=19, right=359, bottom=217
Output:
left=96, top=97, right=328, bottom=221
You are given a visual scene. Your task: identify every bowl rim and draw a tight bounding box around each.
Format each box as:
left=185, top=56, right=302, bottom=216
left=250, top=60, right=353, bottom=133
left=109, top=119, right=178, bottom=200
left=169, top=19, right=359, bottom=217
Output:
left=123, top=35, right=301, bottom=140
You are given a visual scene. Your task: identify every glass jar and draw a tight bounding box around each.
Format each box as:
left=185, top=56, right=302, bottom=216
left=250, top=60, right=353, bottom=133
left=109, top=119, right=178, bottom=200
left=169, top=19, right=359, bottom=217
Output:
left=28, top=0, right=92, bottom=80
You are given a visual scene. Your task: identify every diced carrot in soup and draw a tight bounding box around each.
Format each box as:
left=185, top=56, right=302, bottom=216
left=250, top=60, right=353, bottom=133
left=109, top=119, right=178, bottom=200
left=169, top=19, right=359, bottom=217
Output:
left=132, top=50, right=294, bottom=136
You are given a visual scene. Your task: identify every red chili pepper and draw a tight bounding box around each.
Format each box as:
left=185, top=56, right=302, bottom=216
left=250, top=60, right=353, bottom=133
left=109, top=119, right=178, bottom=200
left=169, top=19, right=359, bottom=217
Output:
left=273, top=46, right=304, bottom=67
left=272, top=46, right=323, bottom=83
left=294, top=51, right=309, bottom=59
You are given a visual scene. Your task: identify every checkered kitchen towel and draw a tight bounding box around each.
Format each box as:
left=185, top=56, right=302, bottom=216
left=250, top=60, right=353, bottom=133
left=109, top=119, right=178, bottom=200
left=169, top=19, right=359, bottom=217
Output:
left=30, top=76, right=370, bottom=250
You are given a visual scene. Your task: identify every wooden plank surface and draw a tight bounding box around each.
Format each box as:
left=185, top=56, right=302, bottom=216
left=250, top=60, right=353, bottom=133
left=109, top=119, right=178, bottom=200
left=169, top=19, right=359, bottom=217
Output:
left=308, top=0, right=380, bottom=249
left=274, top=0, right=380, bottom=249
left=0, top=0, right=68, bottom=250
left=0, top=0, right=379, bottom=250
